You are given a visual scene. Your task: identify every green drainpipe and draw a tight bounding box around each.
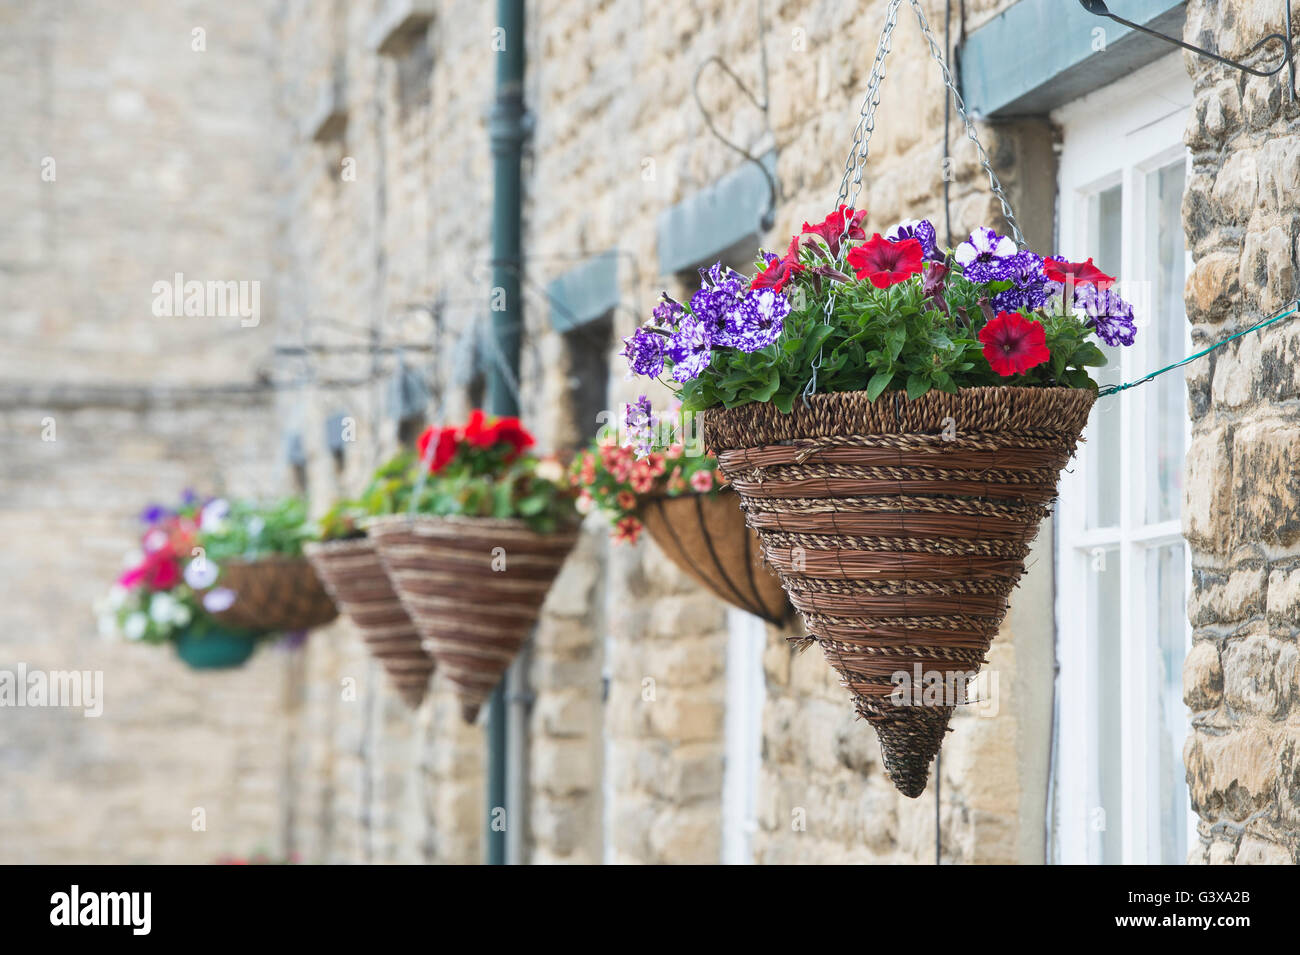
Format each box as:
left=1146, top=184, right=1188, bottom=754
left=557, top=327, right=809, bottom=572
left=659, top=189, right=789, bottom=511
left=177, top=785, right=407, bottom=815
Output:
left=485, top=0, right=526, bottom=867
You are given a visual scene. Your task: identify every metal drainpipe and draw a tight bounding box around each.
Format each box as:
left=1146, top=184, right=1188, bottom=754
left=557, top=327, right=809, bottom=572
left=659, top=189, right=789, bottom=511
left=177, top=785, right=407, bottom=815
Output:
left=485, top=0, right=527, bottom=866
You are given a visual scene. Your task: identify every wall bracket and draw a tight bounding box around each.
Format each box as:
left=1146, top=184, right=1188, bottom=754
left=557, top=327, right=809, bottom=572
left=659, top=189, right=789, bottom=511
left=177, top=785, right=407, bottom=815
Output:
left=1079, top=0, right=1296, bottom=100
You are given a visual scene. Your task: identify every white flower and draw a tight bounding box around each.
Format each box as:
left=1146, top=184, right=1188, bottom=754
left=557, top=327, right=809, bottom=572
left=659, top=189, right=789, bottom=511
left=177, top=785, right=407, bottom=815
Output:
left=200, top=498, right=230, bottom=533
left=107, top=585, right=128, bottom=609
left=203, top=588, right=237, bottom=613
left=575, top=493, right=594, bottom=515
left=184, top=556, right=219, bottom=589
left=123, top=612, right=148, bottom=641
left=535, top=459, right=564, bottom=483
left=246, top=515, right=265, bottom=537
left=142, top=529, right=168, bottom=553
left=149, top=592, right=179, bottom=624
left=171, top=602, right=192, bottom=627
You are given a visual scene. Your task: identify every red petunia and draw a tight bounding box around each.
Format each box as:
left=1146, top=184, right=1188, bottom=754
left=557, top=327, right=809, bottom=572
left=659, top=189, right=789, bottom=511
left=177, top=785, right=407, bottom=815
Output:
left=416, top=424, right=461, bottom=473
left=751, top=235, right=805, bottom=293
left=801, top=205, right=867, bottom=257
left=1044, top=257, right=1115, bottom=290
left=846, top=234, right=924, bottom=288
left=483, top=416, right=535, bottom=459
left=978, top=311, right=1051, bottom=376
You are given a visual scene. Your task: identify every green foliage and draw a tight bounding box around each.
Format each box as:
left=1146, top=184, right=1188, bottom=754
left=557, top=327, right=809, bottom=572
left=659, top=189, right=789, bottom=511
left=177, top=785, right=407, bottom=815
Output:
left=409, top=454, right=575, bottom=534
left=315, top=451, right=416, bottom=541
left=199, top=497, right=315, bottom=562
left=678, top=269, right=1104, bottom=413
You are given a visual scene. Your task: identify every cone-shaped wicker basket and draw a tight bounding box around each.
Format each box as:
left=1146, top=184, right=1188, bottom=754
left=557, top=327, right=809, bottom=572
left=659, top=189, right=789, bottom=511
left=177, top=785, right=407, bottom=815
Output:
left=639, top=491, right=789, bottom=625
left=304, top=537, right=436, bottom=708
left=702, top=387, right=1094, bottom=797
left=366, top=514, right=578, bottom=722
left=203, top=556, right=339, bottom=633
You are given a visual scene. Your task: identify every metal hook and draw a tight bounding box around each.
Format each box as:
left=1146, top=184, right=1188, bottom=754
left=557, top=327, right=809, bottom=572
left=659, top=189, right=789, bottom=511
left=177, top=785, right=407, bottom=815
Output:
left=1079, top=0, right=1296, bottom=100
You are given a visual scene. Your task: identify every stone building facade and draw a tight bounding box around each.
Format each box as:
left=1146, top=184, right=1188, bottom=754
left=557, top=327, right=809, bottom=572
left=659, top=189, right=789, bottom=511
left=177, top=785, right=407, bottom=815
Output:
left=1, top=0, right=1296, bottom=865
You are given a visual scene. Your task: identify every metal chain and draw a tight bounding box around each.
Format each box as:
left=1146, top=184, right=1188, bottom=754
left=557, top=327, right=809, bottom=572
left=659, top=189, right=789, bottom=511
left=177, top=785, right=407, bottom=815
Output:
left=835, top=0, right=1025, bottom=248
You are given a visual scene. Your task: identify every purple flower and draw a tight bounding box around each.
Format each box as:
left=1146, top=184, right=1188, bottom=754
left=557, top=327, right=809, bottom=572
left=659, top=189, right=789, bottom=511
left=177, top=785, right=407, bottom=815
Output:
left=652, top=294, right=684, bottom=329
left=1076, top=285, right=1137, bottom=346
left=720, top=287, right=789, bottom=352
left=699, top=262, right=746, bottom=290
left=991, top=251, right=1049, bottom=312
left=666, top=313, right=713, bottom=381
left=886, top=219, right=940, bottom=261
left=954, top=227, right=1018, bottom=283
left=624, top=396, right=656, bottom=459
left=139, top=504, right=169, bottom=524
left=621, top=326, right=665, bottom=378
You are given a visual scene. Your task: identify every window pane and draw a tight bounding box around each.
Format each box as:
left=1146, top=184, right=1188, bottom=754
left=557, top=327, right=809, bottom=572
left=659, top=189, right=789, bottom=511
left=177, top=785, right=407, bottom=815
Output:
left=1089, top=544, right=1123, bottom=863
left=1086, top=185, right=1124, bottom=529
left=1147, top=541, right=1189, bottom=863
left=1144, top=161, right=1188, bottom=523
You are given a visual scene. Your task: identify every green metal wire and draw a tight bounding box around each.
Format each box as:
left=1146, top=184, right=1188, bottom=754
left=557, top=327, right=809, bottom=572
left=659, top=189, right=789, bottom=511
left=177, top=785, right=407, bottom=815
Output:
left=1097, top=300, right=1300, bottom=397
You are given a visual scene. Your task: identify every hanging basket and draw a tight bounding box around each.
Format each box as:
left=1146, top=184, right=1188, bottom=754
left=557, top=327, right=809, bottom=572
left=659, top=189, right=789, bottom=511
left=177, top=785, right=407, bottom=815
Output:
left=701, top=386, right=1094, bottom=797
left=639, top=491, right=789, bottom=625
left=304, top=537, right=436, bottom=709
left=173, top=620, right=260, bottom=670
left=203, top=556, right=339, bottom=633
left=366, top=515, right=578, bottom=722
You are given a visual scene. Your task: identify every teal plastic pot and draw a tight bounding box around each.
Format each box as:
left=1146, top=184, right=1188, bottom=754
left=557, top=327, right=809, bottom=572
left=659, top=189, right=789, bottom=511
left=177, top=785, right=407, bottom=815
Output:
left=173, top=621, right=261, bottom=670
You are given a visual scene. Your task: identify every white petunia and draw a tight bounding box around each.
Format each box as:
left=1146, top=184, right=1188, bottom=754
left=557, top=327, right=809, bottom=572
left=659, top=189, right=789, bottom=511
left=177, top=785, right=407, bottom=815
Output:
left=200, top=498, right=230, bottom=533
left=203, top=588, right=237, bottom=613
left=123, top=612, right=148, bottom=641
left=149, top=592, right=179, bottom=624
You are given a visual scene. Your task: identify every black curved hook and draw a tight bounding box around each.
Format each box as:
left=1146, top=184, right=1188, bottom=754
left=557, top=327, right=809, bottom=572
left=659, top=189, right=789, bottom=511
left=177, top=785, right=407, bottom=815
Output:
left=1080, top=0, right=1295, bottom=98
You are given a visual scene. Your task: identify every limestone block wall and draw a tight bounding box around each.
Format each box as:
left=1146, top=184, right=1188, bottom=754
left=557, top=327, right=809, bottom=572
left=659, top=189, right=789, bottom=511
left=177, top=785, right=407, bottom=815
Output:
left=1180, top=0, right=1300, bottom=865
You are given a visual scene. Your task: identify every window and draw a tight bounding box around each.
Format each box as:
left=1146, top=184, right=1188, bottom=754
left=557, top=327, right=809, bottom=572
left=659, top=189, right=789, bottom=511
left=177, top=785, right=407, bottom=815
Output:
left=1051, top=55, right=1193, bottom=865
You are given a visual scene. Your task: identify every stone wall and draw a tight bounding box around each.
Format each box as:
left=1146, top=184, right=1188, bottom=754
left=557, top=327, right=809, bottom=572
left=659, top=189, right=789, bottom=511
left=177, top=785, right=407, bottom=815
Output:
left=1180, top=0, right=1300, bottom=865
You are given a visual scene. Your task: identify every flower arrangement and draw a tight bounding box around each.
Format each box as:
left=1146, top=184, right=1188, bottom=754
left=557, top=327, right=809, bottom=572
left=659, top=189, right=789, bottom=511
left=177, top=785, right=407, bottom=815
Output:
left=406, top=410, right=576, bottom=533
left=96, top=494, right=264, bottom=665
left=621, top=206, right=1133, bottom=410
left=568, top=400, right=725, bottom=544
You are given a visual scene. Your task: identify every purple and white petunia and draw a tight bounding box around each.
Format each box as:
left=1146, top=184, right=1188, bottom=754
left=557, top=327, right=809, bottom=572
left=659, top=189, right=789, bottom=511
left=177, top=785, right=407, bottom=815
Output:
left=652, top=294, right=685, bottom=329
left=991, top=250, right=1050, bottom=312
left=624, top=395, right=657, bottom=459
left=721, top=286, right=789, bottom=352
left=621, top=326, right=665, bottom=378
left=954, top=226, right=1018, bottom=283
left=1075, top=284, right=1137, bottom=347
left=667, top=312, right=714, bottom=381
left=886, top=219, right=941, bottom=261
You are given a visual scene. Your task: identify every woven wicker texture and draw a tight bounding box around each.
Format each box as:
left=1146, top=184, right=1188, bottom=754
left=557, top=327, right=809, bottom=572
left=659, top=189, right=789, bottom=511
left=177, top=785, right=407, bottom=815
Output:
left=305, top=537, right=436, bottom=709
left=205, top=556, right=339, bottom=633
left=639, top=491, right=788, bottom=625
left=701, top=387, right=1094, bottom=798
left=366, top=515, right=577, bottom=723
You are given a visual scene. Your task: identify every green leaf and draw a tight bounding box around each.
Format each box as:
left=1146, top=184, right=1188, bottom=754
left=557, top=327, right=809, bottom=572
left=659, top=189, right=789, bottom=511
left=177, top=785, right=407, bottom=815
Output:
left=751, top=365, right=781, bottom=402
left=865, top=369, right=893, bottom=402
left=905, top=373, right=931, bottom=401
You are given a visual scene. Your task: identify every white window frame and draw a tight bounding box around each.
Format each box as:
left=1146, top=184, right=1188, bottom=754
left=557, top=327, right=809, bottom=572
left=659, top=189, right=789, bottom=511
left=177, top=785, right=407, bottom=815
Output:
left=722, top=608, right=766, bottom=864
left=1052, top=55, right=1195, bottom=865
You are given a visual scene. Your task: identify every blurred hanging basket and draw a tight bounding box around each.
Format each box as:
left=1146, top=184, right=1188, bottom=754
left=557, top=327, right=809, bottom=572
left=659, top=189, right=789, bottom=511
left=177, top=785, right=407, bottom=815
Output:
left=173, top=619, right=261, bottom=670
left=639, top=490, right=788, bottom=625
left=202, top=556, right=338, bottom=633
left=366, top=514, right=577, bottom=723
left=702, top=387, right=1094, bottom=797
left=304, top=537, right=436, bottom=709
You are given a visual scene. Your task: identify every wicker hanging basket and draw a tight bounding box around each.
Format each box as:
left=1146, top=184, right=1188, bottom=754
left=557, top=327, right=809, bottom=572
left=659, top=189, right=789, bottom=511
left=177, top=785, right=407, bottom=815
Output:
left=639, top=491, right=788, bottom=625
left=304, top=537, right=436, bottom=708
left=366, top=515, right=578, bottom=722
left=701, top=386, right=1094, bottom=797
left=202, top=556, right=339, bottom=633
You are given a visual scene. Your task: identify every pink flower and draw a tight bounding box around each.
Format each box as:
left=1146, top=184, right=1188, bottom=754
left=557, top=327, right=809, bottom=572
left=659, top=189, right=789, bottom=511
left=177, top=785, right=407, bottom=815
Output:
left=690, top=470, right=714, bottom=493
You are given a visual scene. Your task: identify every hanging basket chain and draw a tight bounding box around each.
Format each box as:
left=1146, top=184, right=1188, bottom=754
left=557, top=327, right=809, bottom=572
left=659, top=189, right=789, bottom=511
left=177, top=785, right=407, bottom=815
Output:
left=835, top=0, right=1025, bottom=248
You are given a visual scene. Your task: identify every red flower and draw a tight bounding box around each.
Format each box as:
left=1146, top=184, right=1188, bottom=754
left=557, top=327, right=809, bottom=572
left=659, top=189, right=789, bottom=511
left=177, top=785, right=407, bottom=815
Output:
left=846, top=234, right=925, bottom=288
left=801, top=205, right=867, bottom=257
left=484, top=416, right=535, bottom=459
left=1044, top=257, right=1115, bottom=290
left=416, top=425, right=461, bottom=474
left=978, top=311, right=1051, bottom=376
left=751, top=235, right=805, bottom=293
left=118, top=543, right=182, bottom=591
